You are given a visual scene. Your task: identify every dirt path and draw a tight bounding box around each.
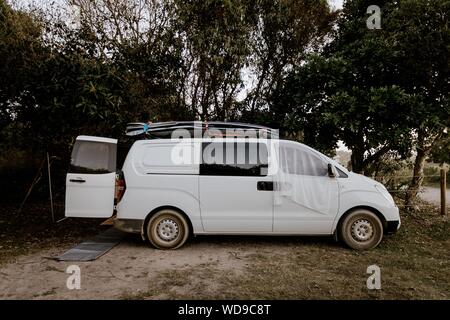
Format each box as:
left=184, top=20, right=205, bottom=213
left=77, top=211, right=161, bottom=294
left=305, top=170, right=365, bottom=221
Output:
left=0, top=234, right=250, bottom=299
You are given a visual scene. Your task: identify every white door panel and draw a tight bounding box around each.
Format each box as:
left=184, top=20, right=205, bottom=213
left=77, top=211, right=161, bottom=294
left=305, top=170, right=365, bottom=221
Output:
left=65, top=172, right=116, bottom=218
left=199, top=141, right=273, bottom=232
left=199, top=176, right=273, bottom=232
left=65, top=136, right=117, bottom=218
left=274, top=175, right=338, bottom=234
left=273, top=142, right=339, bottom=234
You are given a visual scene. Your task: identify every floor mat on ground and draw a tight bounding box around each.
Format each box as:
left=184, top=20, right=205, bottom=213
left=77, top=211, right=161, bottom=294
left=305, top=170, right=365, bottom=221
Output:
left=55, top=228, right=125, bottom=261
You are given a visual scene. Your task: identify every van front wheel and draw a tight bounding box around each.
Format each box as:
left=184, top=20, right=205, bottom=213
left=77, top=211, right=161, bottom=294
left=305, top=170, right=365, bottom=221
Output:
left=146, top=209, right=189, bottom=249
left=339, top=209, right=384, bottom=250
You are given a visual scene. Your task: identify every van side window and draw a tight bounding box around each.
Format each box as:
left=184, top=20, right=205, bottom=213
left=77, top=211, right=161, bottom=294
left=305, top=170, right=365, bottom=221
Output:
left=201, top=142, right=268, bottom=176
left=280, top=147, right=328, bottom=176
left=70, top=141, right=116, bottom=174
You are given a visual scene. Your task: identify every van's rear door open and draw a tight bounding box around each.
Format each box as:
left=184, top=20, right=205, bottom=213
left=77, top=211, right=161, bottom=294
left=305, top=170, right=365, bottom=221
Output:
left=65, top=136, right=117, bottom=218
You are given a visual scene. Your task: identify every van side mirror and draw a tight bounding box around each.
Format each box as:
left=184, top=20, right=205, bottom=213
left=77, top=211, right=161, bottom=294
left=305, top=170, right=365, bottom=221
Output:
left=327, top=163, right=335, bottom=178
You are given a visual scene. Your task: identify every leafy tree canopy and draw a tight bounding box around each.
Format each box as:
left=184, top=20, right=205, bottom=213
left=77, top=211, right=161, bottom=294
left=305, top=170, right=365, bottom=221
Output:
left=274, top=0, right=450, bottom=173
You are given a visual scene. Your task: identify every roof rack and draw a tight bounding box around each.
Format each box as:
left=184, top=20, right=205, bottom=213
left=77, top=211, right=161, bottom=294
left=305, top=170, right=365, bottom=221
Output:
left=125, top=121, right=278, bottom=139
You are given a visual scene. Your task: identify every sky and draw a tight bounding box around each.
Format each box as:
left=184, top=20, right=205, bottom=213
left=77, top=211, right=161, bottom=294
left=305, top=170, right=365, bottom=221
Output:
left=329, top=0, right=344, bottom=10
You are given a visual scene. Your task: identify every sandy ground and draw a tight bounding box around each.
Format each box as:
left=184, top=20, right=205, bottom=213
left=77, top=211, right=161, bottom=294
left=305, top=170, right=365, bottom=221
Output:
left=1, top=211, right=449, bottom=299
left=0, top=234, right=253, bottom=299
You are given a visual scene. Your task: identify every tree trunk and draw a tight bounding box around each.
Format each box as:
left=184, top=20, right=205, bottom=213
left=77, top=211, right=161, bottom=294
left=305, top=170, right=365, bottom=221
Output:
left=405, top=147, right=428, bottom=207
left=250, top=55, right=271, bottom=117
left=350, top=146, right=365, bottom=174
left=405, top=129, right=443, bottom=209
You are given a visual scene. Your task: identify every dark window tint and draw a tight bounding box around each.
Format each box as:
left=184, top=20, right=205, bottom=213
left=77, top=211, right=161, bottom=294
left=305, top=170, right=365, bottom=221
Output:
left=117, top=138, right=134, bottom=169
left=200, top=142, right=268, bottom=176
left=70, top=140, right=116, bottom=174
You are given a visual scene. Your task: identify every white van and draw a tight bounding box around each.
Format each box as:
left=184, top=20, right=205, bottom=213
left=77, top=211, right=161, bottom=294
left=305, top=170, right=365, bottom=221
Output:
left=65, top=124, right=400, bottom=250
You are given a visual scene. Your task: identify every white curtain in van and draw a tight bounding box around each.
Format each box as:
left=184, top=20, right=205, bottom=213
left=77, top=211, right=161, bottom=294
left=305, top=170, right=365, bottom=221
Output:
left=274, top=144, right=332, bottom=214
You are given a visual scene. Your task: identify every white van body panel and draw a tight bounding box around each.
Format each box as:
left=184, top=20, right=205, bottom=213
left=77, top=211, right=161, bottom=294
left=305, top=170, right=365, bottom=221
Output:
left=117, top=140, right=203, bottom=232
left=199, top=175, right=274, bottom=232
left=273, top=175, right=339, bottom=234
left=331, top=172, right=400, bottom=233
left=133, top=140, right=200, bottom=175
left=116, top=174, right=202, bottom=231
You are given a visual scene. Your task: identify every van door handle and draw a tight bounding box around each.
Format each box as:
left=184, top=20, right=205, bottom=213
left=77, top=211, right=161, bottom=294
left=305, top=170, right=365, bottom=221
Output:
left=257, top=181, right=273, bottom=191
left=70, top=178, right=86, bottom=183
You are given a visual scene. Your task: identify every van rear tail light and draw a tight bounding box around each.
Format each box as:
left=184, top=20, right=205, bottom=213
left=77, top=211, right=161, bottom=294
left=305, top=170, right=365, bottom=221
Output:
left=115, top=176, right=126, bottom=203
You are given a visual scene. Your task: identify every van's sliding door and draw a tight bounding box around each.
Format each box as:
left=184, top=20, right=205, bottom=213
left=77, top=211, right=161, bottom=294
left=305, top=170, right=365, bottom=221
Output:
left=199, top=141, right=273, bottom=232
left=65, top=136, right=117, bottom=218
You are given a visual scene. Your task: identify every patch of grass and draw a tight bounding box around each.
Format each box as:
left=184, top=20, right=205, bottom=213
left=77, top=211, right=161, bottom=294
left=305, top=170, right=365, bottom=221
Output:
left=41, top=288, right=58, bottom=297
left=32, top=287, right=58, bottom=298
left=44, top=266, right=65, bottom=273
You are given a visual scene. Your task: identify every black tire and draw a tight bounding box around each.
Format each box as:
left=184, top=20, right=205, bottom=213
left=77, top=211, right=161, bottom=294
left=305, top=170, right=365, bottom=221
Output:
left=146, top=209, right=189, bottom=250
left=339, top=209, right=384, bottom=250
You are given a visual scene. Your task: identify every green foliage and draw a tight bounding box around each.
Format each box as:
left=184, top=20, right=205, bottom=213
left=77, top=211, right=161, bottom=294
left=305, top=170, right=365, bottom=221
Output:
left=274, top=0, right=450, bottom=173
left=172, top=0, right=258, bottom=119
left=430, top=134, right=450, bottom=165
left=0, top=2, right=189, bottom=160
left=240, top=0, right=337, bottom=121
left=0, top=0, right=43, bottom=131
left=1, top=0, right=337, bottom=158
left=18, top=26, right=131, bottom=156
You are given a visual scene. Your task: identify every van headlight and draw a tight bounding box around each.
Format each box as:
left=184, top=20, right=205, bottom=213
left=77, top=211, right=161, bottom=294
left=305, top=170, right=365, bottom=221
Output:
left=375, top=185, right=395, bottom=205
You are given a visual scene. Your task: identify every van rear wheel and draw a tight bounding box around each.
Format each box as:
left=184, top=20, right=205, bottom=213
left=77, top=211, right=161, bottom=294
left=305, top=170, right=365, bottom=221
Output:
left=146, top=209, right=189, bottom=250
left=339, top=209, right=383, bottom=250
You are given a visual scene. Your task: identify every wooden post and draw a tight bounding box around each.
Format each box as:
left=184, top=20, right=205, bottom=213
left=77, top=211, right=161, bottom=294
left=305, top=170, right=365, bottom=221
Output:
left=47, top=152, right=55, bottom=223
left=441, top=168, right=447, bottom=216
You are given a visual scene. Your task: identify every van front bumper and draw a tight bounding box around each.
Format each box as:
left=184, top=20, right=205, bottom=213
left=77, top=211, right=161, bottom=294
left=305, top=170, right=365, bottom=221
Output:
left=385, top=220, right=400, bottom=234
left=383, top=204, right=401, bottom=234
